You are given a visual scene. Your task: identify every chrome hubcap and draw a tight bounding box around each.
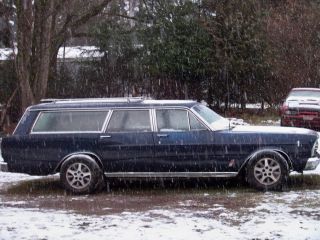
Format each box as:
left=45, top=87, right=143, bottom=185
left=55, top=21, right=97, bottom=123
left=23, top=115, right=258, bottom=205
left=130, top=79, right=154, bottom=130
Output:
left=66, top=163, right=92, bottom=189
left=254, top=157, right=281, bottom=186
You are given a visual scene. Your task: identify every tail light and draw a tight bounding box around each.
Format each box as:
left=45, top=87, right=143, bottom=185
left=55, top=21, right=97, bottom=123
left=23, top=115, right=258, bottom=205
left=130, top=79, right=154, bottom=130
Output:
left=280, top=103, right=288, bottom=114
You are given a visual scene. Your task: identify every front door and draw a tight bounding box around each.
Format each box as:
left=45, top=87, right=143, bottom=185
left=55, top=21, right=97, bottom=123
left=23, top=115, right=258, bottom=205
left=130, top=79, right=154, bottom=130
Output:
left=153, top=109, right=216, bottom=172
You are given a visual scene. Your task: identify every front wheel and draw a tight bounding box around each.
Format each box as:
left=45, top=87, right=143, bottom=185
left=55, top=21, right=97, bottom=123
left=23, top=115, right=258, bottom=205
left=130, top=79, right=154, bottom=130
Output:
left=60, top=155, right=104, bottom=194
left=246, top=151, right=289, bottom=191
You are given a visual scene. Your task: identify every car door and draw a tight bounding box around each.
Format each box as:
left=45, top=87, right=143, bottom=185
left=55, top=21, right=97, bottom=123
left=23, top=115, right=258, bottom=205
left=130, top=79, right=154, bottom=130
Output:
left=23, top=110, right=108, bottom=174
left=98, top=109, right=155, bottom=172
left=153, top=108, right=216, bottom=172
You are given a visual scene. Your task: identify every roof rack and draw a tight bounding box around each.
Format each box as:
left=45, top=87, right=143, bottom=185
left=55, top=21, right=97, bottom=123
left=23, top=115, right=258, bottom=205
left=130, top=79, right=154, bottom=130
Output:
left=40, top=97, right=146, bottom=104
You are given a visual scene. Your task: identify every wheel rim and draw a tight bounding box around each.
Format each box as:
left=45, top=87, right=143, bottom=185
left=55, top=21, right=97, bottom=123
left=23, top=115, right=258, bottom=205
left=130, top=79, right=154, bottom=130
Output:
left=66, top=162, right=92, bottom=190
left=253, top=157, right=281, bottom=186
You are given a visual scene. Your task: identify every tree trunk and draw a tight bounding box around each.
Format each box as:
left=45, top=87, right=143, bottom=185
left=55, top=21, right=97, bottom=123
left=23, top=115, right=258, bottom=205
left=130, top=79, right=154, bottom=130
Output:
left=32, top=0, right=54, bottom=102
left=15, top=0, right=112, bottom=113
left=16, top=0, right=35, bottom=112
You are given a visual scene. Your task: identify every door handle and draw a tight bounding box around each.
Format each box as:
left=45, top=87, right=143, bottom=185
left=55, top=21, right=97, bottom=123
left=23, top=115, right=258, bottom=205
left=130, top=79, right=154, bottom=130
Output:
left=100, top=135, right=112, bottom=139
left=157, top=134, right=168, bottom=138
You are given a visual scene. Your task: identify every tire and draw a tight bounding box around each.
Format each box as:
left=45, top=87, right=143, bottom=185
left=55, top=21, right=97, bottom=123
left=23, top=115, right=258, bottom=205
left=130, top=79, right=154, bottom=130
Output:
left=246, top=151, right=289, bottom=191
left=60, top=155, right=104, bottom=194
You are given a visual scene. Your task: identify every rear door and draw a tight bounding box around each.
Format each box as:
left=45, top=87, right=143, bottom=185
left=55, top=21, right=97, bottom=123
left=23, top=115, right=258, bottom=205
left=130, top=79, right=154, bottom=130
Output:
left=98, top=109, right=155, bottom=172
left=153, top=108, right=216, bottom=172
left=23, top=110, right=108, bottom=174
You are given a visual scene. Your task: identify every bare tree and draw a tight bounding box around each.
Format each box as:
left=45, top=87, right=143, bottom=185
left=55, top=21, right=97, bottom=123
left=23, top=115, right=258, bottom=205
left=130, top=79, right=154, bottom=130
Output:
left=15, top=0, right=112, bottom=112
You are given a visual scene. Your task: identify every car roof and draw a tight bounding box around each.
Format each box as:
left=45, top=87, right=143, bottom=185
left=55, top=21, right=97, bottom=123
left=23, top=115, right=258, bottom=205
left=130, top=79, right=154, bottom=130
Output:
left=291, top=88, right=320, bottom=91
left=29, top=98, right=199, bottom=110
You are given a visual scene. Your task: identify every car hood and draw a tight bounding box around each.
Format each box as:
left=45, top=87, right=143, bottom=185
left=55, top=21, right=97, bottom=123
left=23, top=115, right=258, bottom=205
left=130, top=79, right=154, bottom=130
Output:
left=231, top=125, right=316, bottom=135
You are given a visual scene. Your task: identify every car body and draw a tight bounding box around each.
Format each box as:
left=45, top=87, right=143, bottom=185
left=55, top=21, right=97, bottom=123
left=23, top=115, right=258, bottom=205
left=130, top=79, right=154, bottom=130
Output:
left=1, top=98, right=320, bottom=193
left=280, top=88, right=320, bottom=131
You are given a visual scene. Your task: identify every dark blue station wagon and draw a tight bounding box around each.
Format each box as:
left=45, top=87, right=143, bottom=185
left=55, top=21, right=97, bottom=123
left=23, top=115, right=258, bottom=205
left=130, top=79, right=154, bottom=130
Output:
left=1, top=98, right=320, bottom=194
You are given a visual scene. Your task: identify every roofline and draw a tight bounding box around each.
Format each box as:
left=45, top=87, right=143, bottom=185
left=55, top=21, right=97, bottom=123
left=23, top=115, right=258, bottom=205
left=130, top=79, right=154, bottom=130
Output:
left=30, top=98, right=198, bottom=110
left=291, top=88, right=320, bottom=91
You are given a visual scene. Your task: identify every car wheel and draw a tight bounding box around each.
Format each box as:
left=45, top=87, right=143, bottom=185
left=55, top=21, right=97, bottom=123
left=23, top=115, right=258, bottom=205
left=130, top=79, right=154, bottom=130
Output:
left=60, top=155, right=104, bottom=194
left=246, top=151, right=289, bottom=191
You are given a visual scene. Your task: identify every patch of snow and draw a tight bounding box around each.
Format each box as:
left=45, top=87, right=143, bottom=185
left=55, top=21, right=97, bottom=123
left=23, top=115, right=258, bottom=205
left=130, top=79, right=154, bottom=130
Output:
left=261, top=119, right=281, bottom=126
left=0, top=46, right=104, bottom=61
left=227, top=118, right=249, bottom=126
left=0, top=168, right=320, bottom=239
left=0, top=48, right=15, bottom=61
left=1, top=193, right=320, bottom=240
left=219, top=103, right=271, bottom=109
left=0, top=172, right=42, bottom=189
left=57, top=46, right=104, bottom=59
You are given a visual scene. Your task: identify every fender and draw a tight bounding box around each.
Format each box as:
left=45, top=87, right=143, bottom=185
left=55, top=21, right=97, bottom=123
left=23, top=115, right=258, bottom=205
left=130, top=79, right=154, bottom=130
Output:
left=54, top=151, right=104, bottom=172
left=238, top=147, right=293, bottom=173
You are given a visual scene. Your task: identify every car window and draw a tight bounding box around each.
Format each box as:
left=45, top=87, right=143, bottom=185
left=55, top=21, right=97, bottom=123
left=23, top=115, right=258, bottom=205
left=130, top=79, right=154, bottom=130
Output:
left=32, top=111, right=108, bottom=133
left=288, top=90, right=320, bottom=98
left=107, top=110, right=151, bottom=132
left=189, top=113, right=207, bottom=130
left=156, top=109, right=189, bottom=131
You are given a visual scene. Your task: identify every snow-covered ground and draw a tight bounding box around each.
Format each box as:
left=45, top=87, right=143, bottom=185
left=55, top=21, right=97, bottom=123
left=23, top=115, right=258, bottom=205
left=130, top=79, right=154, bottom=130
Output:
left=0, top=165, right=320, bottom=240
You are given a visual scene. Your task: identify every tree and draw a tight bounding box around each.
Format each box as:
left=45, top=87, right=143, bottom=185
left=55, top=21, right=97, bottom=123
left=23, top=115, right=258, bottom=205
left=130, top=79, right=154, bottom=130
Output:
left=202, top=0, right=269, bottom=109
left=15, top=0, right=113, bottom=112
left=141, top=0, right=214, bottom=100
left=265, top=0, right=320, bottom=99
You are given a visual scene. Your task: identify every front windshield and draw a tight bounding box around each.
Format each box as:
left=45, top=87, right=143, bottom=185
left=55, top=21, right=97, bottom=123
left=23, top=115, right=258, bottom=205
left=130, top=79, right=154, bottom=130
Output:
left=192, top=104, right=229, bottom=129
left=288, top=90, right=320, bottom=98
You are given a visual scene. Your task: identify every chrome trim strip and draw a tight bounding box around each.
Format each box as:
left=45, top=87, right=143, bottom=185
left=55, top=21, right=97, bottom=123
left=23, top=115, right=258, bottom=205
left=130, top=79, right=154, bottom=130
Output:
left=29, top=106, right=193, bottom=112
left=151, top=108, right=158, bottom=132
left=31, top=131, right=102, bottom=134
left=149, top=109, right=155, bottom=132
left=187, top=111, right=191, bottom=131
left=104, top=172, right=238, bottom=178
left=102, top=110, right=113, bottom=132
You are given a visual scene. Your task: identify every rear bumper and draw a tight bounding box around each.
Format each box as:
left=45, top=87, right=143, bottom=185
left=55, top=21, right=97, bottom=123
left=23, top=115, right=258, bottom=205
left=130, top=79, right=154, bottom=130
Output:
left=304, top=157, right=320, bottom=170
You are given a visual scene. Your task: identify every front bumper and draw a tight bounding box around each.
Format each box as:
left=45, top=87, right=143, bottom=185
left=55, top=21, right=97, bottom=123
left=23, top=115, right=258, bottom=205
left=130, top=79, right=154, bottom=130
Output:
left=304, top=157, right=320, bottom=170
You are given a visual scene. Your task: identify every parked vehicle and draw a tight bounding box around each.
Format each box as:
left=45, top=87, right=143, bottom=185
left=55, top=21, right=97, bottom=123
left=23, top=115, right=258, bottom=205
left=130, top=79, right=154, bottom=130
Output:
left=280, top=88, right=320, bottom=131
left=1, top=98, right=319, bottom=194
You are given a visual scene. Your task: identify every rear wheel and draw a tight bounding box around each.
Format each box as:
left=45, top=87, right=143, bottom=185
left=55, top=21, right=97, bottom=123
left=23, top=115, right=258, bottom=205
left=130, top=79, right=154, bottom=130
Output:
left=60, top=155, right=104, bottom=194
left=246, top=151, right=289, bottom=191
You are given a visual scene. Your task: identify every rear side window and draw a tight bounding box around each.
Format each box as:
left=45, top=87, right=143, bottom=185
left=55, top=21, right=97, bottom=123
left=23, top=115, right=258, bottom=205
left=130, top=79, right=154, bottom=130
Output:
left=107, top=110, right=151, bottom=132
left=32, top=111, right=108, bottom=133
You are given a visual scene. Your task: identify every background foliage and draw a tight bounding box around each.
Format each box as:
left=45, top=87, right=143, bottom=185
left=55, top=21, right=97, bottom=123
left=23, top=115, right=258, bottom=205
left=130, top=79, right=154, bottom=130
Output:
left=1, top=0, right=320, bottom=125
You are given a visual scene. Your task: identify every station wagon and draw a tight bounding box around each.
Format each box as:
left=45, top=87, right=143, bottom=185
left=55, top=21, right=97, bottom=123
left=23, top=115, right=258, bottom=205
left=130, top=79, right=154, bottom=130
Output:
left=1, top=98, right=319, bottom=194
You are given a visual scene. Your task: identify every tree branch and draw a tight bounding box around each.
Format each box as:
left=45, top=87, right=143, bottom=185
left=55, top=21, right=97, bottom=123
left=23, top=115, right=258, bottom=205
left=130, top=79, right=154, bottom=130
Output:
left=53, top=0, right=112, bottom=51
